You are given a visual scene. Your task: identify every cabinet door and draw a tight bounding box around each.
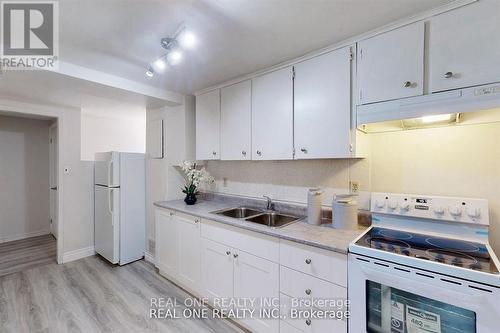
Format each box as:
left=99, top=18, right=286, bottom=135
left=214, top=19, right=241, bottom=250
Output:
left=220, top=80, right=252, bottom=160
left=176, top=214, right=201, bottom=293
left=155, top=210, right=178, bottom=277
left=429, top=0, right=500, bottom=92
left=200, top=238, right=234, bottom=304
left=358, top=21, right=424, bottom=104
left=294, top=47, right=352, bottom=159
left=233, top=251, right=280, bottom=333
left=196, top=89, right=220, bottom=160
left=252, top=67, right=293, bottom=160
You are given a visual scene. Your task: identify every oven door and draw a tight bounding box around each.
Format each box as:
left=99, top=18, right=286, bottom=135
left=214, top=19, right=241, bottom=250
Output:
left=348, top=253, right=500, bottom=333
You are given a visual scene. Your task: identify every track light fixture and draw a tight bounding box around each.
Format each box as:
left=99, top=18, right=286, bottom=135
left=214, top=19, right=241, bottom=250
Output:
left=146, top=25, right=196, bottom=77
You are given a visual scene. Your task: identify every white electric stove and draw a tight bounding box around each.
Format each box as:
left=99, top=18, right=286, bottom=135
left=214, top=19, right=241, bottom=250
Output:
left=348, top=192, right=500, bottom=333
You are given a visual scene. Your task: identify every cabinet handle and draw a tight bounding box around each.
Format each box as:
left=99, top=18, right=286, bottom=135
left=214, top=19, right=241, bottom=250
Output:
left=226, top=251, right=231, bottom=256
left=212, top=151, right=217, bottom=156
left=194, top=218, right=200, bottom=223
left=445, top=71, right=454, bottom=79
left=403, top=81, right=412, bottom=88
left=305, top=289, right=311, bottom=295
left=300, top=148, right=307, bottom=154
left=242, top=151, right=247, bottom=156
left=306, top=319, right=312, bottom=326
left=233, top=253, right=238, bottom=258
left=305, top=258, right=312, bottom=264
left=169, top=212, right=174, bottom=216
left=256, top=150, right=262, bottom=156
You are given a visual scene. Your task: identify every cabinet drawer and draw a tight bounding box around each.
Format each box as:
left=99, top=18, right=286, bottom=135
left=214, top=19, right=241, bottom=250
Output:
left=280, top=294, right=347, bottom=333
left=280, top=240, right=347, bottom=286
left=280, top=266, right=346, bottom=306
left=201, top=219, right=279, bottom=262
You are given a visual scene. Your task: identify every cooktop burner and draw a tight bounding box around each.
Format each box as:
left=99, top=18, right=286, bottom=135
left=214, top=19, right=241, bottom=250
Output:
left=356, top=227, right=499, bottom=274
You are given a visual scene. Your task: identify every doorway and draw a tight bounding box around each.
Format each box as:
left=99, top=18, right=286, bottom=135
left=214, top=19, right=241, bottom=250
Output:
left=0, top=113, right=58, bottom=275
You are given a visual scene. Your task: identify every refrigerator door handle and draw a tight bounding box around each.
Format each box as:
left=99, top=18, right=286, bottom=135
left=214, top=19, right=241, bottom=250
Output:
left=108, top=160, right=113, bottom=187
left=108, top=189, right=114, bottom=223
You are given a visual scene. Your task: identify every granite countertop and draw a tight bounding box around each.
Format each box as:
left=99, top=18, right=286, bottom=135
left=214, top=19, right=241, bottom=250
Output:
left=153, top=194, right=368, bottom=254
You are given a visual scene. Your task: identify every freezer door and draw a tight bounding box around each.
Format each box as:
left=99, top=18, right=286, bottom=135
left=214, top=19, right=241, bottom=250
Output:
left=94, top=185, right=120, bottom=264
left=94, top=152, right=120, bottom=187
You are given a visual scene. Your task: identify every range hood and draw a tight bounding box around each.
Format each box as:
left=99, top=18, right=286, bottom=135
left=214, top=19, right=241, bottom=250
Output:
left=357, top=82, right=500, bottom=126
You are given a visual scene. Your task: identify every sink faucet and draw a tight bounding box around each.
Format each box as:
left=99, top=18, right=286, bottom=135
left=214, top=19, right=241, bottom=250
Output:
left=263, top=195, right=275, bottom=211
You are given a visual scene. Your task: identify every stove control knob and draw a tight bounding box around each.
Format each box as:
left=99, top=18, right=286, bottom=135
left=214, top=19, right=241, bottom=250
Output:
left=388, top=201, right=398, bottom=210
left=375, top=200, right=386, bottom=209
left=449, top=206, right=462, bottom=217
left=400, top=203, right=410, bottom=212
left=467, top=208, right=481, bottom=219
left=433, top=206, right=445, bottom=215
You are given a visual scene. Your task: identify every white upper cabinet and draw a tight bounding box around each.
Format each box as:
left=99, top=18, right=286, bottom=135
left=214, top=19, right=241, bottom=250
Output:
left=220, top=80, right=252, bottom=160
left=196, top=89, right=220, bottom=160
left=251, top=67, right=294, bottom=160
left=294, top=46, right=352, bottom=159
left=429, top=0, right=500, bottom=92
left=357, top=21, right=424, bottom=104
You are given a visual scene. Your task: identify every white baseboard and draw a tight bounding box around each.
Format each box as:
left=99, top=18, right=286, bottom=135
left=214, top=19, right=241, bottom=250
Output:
left=144, top=251, right=155, bottom=264
left=62, top=246, right=95, bottom=263
left=1, top=229, right=51, bottom=243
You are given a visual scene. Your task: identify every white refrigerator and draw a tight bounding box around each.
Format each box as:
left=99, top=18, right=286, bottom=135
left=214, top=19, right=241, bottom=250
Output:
left=94, top=152, right=145, bottom=265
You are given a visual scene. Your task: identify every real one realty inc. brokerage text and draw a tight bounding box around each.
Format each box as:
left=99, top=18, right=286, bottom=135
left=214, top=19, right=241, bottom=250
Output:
left=150, top=297, right=350, bottom=320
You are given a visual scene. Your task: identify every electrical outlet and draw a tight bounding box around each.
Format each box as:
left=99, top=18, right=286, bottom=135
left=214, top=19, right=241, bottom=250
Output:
left=350, top=181, right=360, bottom=194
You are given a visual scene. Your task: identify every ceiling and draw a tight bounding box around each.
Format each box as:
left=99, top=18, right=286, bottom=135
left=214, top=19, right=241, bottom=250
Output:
left=59, top=0, right=454, bottom=95
left=0, top=70, right=167, bottom=109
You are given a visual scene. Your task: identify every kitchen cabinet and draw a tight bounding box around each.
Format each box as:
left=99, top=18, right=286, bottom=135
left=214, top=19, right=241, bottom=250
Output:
left=220, top=80, right=252, bottom=160
left=294, top=47, right=352, bottom=159
left=155, top=210, right=178, bottom=277
left=176, top=214, right=201, bottom=293
left=196, top=89, right=220, bottom=160
left=201, top=238, right=234, bottom=302
left=429, top=0, right=500, bottom=92
left=251, top=67, right=294, bottom=160
left=234, top=250, right=280, bottom=333
left=357, top=21, right=424, bottom=104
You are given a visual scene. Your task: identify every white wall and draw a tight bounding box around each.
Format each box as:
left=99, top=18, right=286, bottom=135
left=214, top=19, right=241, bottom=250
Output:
left=0, top=115, right=51, bottom=242
left=146, top=96, right=195, bottom=253
left=81, top=95, right=146, bottom=161
left=369, top=120, right=500, bottom=255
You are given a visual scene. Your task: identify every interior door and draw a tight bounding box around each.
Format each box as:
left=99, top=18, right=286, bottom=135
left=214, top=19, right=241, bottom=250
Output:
left=94, top=185, right=120, bottom=264
left=220, top=80, right=252, bottom=160
left=429, top=0, right=500, bottom=92
left=49, top=123, right=58, bottom=238
left=251, top=67, right=294, bottom=160
left=233, top=251, right=280, bottom=333
left=358, top=21, right=424, bottom=104
left=294, top=47, right=352, bottom=159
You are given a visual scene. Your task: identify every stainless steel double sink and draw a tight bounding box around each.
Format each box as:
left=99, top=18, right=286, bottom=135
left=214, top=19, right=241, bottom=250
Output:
left=212, top=207, right=301, bottom=228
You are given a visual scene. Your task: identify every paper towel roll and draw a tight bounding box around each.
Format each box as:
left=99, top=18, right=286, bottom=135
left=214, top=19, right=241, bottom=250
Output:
left=307, top=188, right=323, bottom=225
left=332, top=195, right=358, bottom=230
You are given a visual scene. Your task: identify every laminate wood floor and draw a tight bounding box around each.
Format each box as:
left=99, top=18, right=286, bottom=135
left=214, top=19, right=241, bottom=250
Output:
left=0, top=234, right=56, bottom=277
left=0, top=256, right=244, bottom=333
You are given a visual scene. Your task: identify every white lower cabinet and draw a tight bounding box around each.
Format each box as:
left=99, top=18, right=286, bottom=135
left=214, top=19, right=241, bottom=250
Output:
left=156, top=211, right=348, bottom=333
left=234, top=251, right=280, bottom=333
left=155, top=209, right=178, bottom=277
left=155, top=209, right=200, bottom=294
left=201, top=238, right=234, bottom=302
left=176, top=214, right=201, bottom=293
